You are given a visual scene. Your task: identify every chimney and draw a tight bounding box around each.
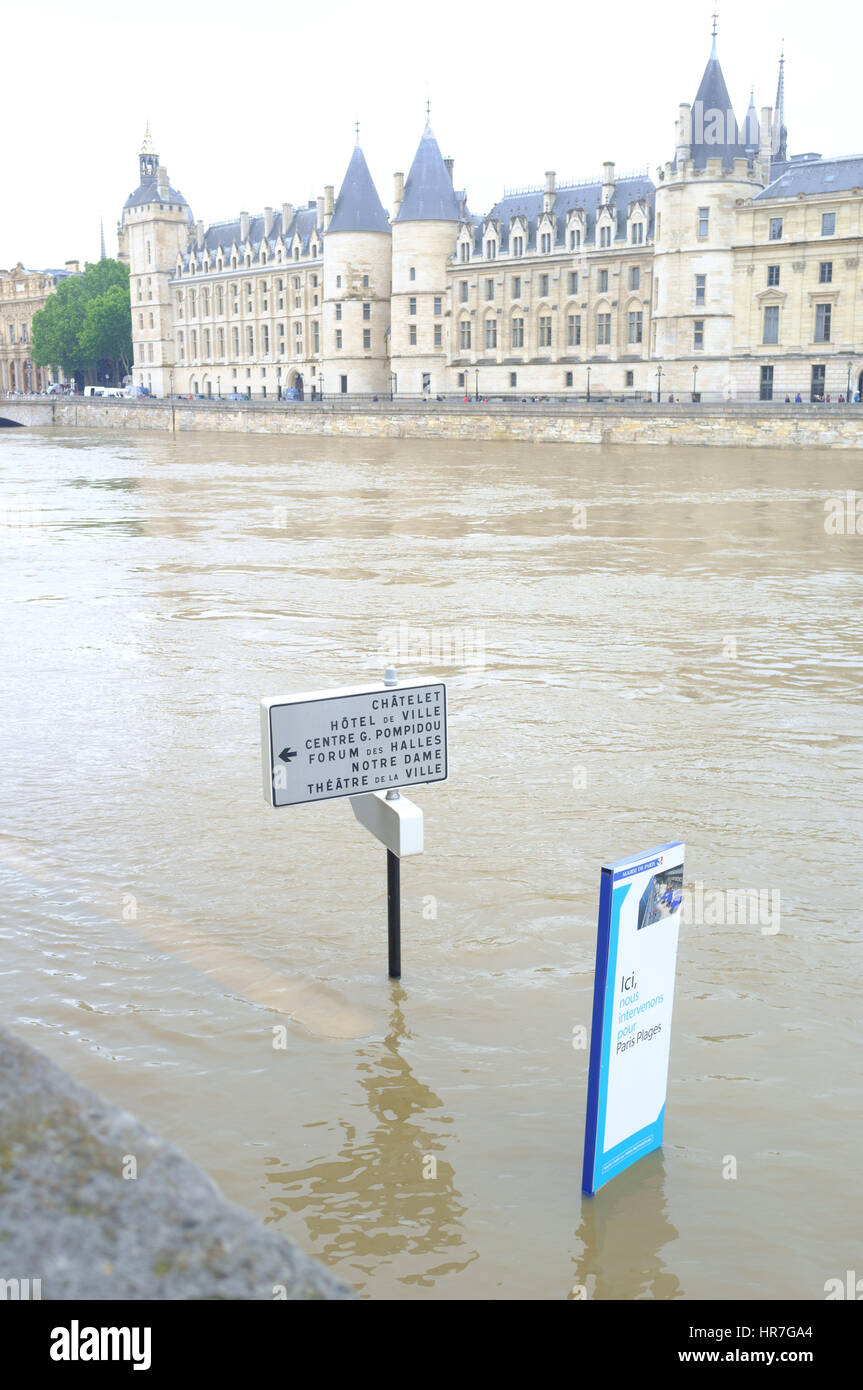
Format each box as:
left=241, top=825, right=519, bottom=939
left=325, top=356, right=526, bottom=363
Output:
left=196, top=219, right=204, bottom=250
left=602, top=161, right=615, bottom=205
left=316, top=195, right=324, bottom=230
left=282, top=202, right=293, bottom=232
left=760, top=105, right=773, bottom=167
left=444, top=157, right=454, bottom=183
left=543, top=170, right=556, bottom=213
left=324, top=184, right=334, bottom=231
left=676, top=103, right=692, bottom=164
left=264, top=206, right=273, bottom=237
left=156, top=164, right=170, bottom=199
left=240, top=211, right=249, bottom=243
left=393, top=171, right=404, bottom=217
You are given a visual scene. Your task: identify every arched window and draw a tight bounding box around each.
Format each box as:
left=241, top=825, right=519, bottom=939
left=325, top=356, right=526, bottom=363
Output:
left=459, top=318, right=471, bottom=351
left=485, top=317, right=497, bottom=349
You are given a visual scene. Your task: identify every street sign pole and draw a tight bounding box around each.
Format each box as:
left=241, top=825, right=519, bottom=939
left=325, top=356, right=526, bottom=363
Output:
left=261, top=665, right=446, bottom=979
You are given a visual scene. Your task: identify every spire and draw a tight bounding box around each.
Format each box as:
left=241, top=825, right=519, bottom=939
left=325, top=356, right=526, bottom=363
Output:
left=139, top=122, right=157, bottom=181
left=773, top=47, right=787, bottom=162
left=395, top=122, right=461, bottom=222
left=140, top=121, right=155, bottom=156
left=100, top=216, right=106, bottom=260
left=688, top=27, right=748, bottom=169
left=326, top=142, right=391, bottom=235
left=742, top=88, right=759, bottom=152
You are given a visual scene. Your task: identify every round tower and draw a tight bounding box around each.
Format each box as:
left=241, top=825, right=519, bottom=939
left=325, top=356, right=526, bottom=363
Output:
left=390, top=123, right=461, bottom=396
left=322, top=140, right=392, bottom=396
left=652, top=31, right=769, bottom=399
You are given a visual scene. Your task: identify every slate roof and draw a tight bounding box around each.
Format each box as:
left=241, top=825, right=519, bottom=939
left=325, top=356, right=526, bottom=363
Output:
left=686, top=42, right=749, bottom=169
left=479, top=174, right=655, bottom=251
left=327, top=145, right=391, bottom=234
left=396, top=123, right=462, bottom=222
left=754, top=154, right=863, bottom=200
left=124, top=172, right=188, bottom=210
left=179, top=203, right=322, bottom=270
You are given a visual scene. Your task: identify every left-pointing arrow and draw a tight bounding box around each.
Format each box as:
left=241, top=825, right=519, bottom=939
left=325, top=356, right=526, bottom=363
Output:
left=278, top=747, right=298, bottom=763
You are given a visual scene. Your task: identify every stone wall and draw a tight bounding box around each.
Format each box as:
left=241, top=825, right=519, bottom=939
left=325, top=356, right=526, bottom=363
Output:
left=14, top=397, right=862, bottom=448
left=0, top=1025, right=353, bottom=1300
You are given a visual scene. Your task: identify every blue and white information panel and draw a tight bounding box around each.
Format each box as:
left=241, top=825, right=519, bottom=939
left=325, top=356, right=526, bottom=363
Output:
left=582, top=840, right=685, bottom=1195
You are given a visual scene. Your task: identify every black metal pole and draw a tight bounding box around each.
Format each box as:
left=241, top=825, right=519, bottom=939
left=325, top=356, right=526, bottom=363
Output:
left=387, top=849, right=401, bottom=979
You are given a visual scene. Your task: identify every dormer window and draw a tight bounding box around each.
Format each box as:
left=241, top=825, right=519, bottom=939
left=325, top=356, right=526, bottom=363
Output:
left=600, top=225, right=611, bottom=248
left=460, top=242, right=469, bottom=262
left=569, top=229, right=581, bottom=249
left=512, top=235, right=524, bottom=257
left=540, top=232, right=552, bottom=253
left=631, top=221, right=644, bottom=244
left=485, top=240, right=497, bottom=259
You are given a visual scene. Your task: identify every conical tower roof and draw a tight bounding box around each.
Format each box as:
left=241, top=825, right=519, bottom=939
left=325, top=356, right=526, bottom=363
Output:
left=327, top=143, right=391, bottom=235
left=396, top=122, right=461, bottom=222
left=689, top=32, right=747, bottom=168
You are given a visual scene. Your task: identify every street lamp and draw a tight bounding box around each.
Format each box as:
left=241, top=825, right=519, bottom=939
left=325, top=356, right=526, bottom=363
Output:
left=475, top=368, right=479, bottom=403
left=586, top=365, right=591, bottom=403
left=216, top=375, right=221, bottom=399
left=169, top=370, right=174, bottom=398
left=846, top=361, right=852, bottom=404
left=389, top=371, right=396, bottom=402
left=319, top=374, right=324, bottom=403
left=656, top=365, right=663, bottom=403
left=692, top=364, right=699, bottom=402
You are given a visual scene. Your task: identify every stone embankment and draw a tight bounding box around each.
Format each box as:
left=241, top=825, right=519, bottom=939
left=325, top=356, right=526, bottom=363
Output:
left=0, top=1026, right=352, bottom=1300
left=3, top=396, right=863, bottom=448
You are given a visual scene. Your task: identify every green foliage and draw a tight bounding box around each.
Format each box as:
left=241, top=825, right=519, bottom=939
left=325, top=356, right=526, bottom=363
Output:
left=31, top=259, right=132, bottom=379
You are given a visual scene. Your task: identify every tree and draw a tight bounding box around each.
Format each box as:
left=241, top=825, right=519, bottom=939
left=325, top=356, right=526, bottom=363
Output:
left=31, top=259, right=132, bottom=385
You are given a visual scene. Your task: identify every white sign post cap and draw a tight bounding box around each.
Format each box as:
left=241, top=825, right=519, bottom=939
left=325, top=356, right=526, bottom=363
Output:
left=349, top=791, right=424, bottom=858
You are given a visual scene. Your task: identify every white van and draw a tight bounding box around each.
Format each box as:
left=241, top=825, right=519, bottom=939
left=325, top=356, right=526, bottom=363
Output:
left=83, top=386, right=125, bottom=398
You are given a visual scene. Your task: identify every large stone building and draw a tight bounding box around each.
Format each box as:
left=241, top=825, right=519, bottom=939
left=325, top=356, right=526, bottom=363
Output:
left=124, top=31, right=863, bottom=403
left=0, top=262, right=80, bottom=393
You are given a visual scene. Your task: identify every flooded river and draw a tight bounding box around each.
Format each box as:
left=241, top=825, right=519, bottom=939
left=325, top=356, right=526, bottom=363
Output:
left=1, top=425, right=861, bottom=1300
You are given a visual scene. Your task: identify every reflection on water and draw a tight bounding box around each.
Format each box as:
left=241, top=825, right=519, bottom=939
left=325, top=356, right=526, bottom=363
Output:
left=0, top=426, right=861, bottom=1300
left=266, top=984, right=478, bottom=1290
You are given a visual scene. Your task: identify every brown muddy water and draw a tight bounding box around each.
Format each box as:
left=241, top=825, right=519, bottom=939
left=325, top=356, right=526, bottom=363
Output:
left=0, top=426, right=861, bottom=1300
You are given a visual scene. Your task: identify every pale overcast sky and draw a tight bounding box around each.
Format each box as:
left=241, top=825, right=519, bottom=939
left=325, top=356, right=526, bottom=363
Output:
left=3, top=0, right=855, bottom=269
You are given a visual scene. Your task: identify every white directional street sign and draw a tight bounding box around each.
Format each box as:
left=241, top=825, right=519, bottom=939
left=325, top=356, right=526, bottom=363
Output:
left=260, top=680, right=447, bottom=808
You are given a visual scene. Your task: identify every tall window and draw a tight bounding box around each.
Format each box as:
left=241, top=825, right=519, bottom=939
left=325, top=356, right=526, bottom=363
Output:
left=460, top=242, right=470, bottom=262
left=409, top=266, right=416, bottom=280
left=486, top=318, right=497, bottom=349
left=540, top=232, right=552, bottom=253
left=767, top=265, right=780, bottom=286
left=486, top=278, right=494, bottom=300
left=486, top=240, right=497, bottom=259
left=769, top=217, right=783, bottom=240
left=512, top=317, right=524, bottom=348
left=569, top=271, right=579, bottom=294
left=335, top=303, right=342, bottom=320
left=409, top=325, right=417, bottom=345
left=567, top=313, right=581, bottom=346
left=433, top=323, right=442, bottom=348
left=569, top=229, right=581, bottom=249
left=693, top=320, right=704, bottom=350
left=600, top=225, right=611, bottom=247
left=335, top=329, right=342, bottom=349
left=763, top=304, right=779, bottom=343
left=434, top=297, right=442, bottom=315
left=363, top=329, right=371, bottom=348
left=460, top=281, right=468, bottom=303
left=409, top=297, right=417, bottom=315
left=538, top=315, right=552, bottom=347
left=232, top=327, right=239, bottom=356
left=819, top=262, right=833, bottom=284
left=760, top=365, right=774, bottom=401
left=628, top=311, right=643, bottom=344
left=313, top=321, right=320, bottom=353
left=629, top=266, right=639, bottom=291
left=822, top=212, right=836, bottom=236
left=631, top=221, right=644, bottom=244
left=539, top=274, right=549, bottom=297
left=695, top=274, right=706, bottom=306
left=598, top=269, right=608, bottom=293
left=262, top=326, right=269, bottom=355
left=460, top=319, right=471, bottom=350
left=815, top=303, right=831, bottom=342
left=247, top=327, right=254, bottom=355
left=596, top=313, right=611, bottom=346
left=363, top=303, right=371, bottom=320
left=512, top=235, right=524, bottom=257
left=512, top=276, right=521, bottom=299
left=698, top=207, right=709, bottom=237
